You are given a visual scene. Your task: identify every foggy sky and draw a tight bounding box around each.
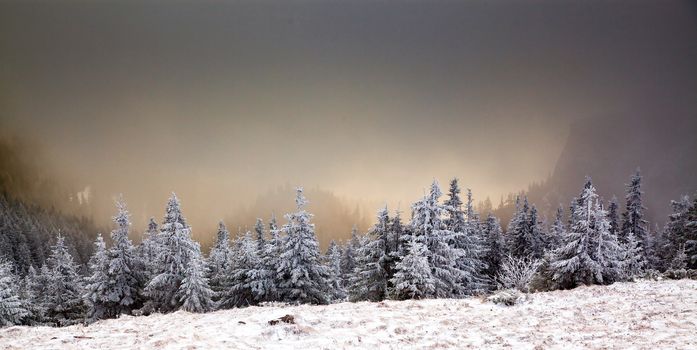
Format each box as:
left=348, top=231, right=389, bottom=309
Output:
left=1, top=0, right=696, bottom=238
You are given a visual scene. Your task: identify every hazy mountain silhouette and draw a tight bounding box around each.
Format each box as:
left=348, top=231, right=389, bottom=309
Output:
left=495, top=112, right=697, bottom=228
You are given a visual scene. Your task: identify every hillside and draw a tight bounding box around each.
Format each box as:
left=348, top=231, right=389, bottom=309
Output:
left=2, top=279, right=695, bottom=349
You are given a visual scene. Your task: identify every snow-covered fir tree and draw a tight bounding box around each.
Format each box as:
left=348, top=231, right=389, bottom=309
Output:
left=349, top=207, right=391, bottom=302
left=220, top=229, right=276, bottom=308
left=410, top=181, right=465, bottom=298
left=145, top=193, right=207, bottom=313
left=276, top=188, right=331, bottom=304
left=621, top=170, right=648, bottom=254
left=106, top=198, right=145, bottom=316
left=137, top=217, right=160, bottom=281
left=450, top=182, right=489, bottom=294
left=83, top=234, right=111, bottom=322
left=178, top=254, right=213, bottom=313
left=608, top=197, right=620, bottom=236
left=660, top=195, right=691, bottom=269
left=547, top=206, right=565, bottom=251
left=527, top=205, right=546, bottom=259
left=390, top=234, right=434, bottom=300
left=44, top=233, right=86, bottom=326
left=206, top=221, right=233, bottom=298
left=340, top=226, right=359, bottom=287
left=683, top=196, right=697, bottom=269
left=325, top=240, right=346, bottom=301
left=22, top=265, right=50, bottom=325
left=0, top=259, right=28, bottom=326
left=593, top=200, right=623, bottom=283
left=550, top=181, right=605, bottom=289
left=621, top=231, right=645, bottom=279
left=482, top=213, right=504, bottom=279
left=669, top=244, right=688, bottom=270
left=506, top=196, right=529, bottom=258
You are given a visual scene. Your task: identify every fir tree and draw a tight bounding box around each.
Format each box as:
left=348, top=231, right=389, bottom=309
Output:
left=621, top=170, right=648, bottom=254
left=44, top=233, right=86, bottom=326
left=482, top=213, right=504, bottom=279
left=83, top=234, right=111, bottom=322
left=349, top=207, right=390, bottom=301
left=276, top=188, right=331, bottom=304
left=207, top=221, right=233, bottom=298
left=138, top=217, right=160, bottom=281
left=0, top=259, right=28, bottom=326
left=325, top=240, right=346, bottom=301
left=621, top=231, right=646, bottom=279
left=106, top=198, right=144, bottom=316
left=145, top=193, right=203, bottom=313
left=340, top=226, right=359, bottom=286
left=684, top=196, right=697, bottom=269
left=594, top=201, right=623, bottom=283
left=410, top=181, right=465, bottom=298
left=608, top=197, right=620, bottom=236
left=550, top=182, right=604, bottom=289
left=178, top=255, right=213, bottom=313
left=548, top=206, right=565, bottom=251
left=390, top=234, right=434, bottom=300
left=660, top=195, right=691, bottom=269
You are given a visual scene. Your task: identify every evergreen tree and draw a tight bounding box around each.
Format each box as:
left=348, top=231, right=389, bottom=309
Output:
left=276, top=188, right=331, bottom=304
left=669, top=244, right=688, bottom=270
left=145, top=193, right=203, bottom=313
left=550, top=182, right=604, bottom=289
left=106, top=198, right=144, bottom=316
left=621, top=231, right=646, bottom=279
left=207, top=221, right=233, bottom=298
left=44, top=233, right=86, bottom=326
left=684, top=196, right=697, bottom=269
left=349, top=207, right=390, bottom=301
left=325, top=240, right=346, bottom=301
left=138, top=218, right=160, bottom=281
left=548, top=206, right=565, bottom=251
left=178, top=255, right=213, bottom=313
left=660, top=195, right=691, bottom=268
left=410, top=181, right=465, bottom=298
left=254, top=218, right=266, bottom=248
left=526, top=205, right=546, bottom=259
left=506, top=196, right=528, bottom=258
left=390, top=234, right=434, bottom=300
left=482, top=213, right=504, bottom=279
left=0, top=259, right=28, bottom=326
left=594, top=201, right=623, bottom=283
left=83, top=234, right=111, bottom=322
left=608, top=197, right=620, bottom=236
left=23, top=265, right=49, bottom=325
left=340, top=226, right=359, bottom=286
left=621, top=170, right=648, bottom=255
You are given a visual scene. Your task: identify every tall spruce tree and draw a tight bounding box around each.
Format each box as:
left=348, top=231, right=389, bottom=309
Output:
left=178, top=254, right=213, bottom=313
left=621, top=170, right=648, bottom=254
left=340, top=226, right=359, bottom=286
left=349, top=207, right=391, bottom=301
left=83, top=234, right=111, bottom=322
left=44, top=233, right=86, bottom=326
left=276, top=188, right=332, bottom=304
left=660, top=195, right=691, bottom=269
left=482, top=213, right=504, bottom=279
left=138, top=218, right=160, bottom=281
left=390, top=234, right=434, bottom=300
left=410, top=181, right=465, bottom=298
left=325, top=240, right=346, bottom=301
left=106, top=198, right=145, bottom=316
left=0, top=259, right=28, bottom=326
left=207, top=221, right=233, bottom=298
left=550, top=182, right=604, bottom=289
left=683, top=196, right=697, bottom=269
left=145, top=193, right=205, bottom=313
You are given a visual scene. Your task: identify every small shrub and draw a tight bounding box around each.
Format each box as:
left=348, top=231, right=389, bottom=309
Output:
left=486, top=289, right=522, bottom=306
left=664, top=269, right=688, bottom=280
left=495, top=255, right=543, bottom=292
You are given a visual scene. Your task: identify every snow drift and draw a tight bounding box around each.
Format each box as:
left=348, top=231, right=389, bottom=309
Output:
left=2, top=279, right=696, bottom=349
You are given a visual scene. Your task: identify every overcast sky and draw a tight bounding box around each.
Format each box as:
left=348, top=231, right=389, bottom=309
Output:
left=1, top=0, right=695, bottom=232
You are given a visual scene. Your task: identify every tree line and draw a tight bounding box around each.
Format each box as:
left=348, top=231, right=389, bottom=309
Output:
left=1, top=170, right=697, bottom=326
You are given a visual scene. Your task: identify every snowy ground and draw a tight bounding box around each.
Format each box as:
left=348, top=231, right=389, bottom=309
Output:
left=2, top=279, right=696, bottom=349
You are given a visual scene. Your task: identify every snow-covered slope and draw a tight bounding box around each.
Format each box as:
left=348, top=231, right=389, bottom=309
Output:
left=2, top=279, right=696, bottom=349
